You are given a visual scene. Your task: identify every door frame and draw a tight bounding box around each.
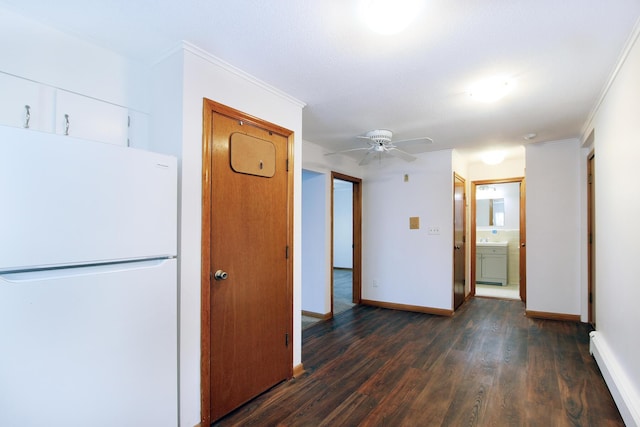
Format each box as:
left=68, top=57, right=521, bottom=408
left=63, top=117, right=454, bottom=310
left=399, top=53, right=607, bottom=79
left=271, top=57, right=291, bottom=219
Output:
left=470, top=177, right=526, bottom=301
left=200, top=99, right=294, bottom=425
left=331, top=172, right=362, bottom=314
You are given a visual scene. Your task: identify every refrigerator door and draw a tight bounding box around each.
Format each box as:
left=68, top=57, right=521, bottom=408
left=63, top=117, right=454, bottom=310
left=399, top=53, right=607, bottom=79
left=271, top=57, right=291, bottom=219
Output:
left=0, top=258, right=178, bottom=427
left=0, top=125, right=177, bottom=272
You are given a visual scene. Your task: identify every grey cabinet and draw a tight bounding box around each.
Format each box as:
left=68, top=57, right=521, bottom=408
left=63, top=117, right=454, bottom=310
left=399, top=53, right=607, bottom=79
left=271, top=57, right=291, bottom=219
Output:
left=476, top=243, right=508, bottom=286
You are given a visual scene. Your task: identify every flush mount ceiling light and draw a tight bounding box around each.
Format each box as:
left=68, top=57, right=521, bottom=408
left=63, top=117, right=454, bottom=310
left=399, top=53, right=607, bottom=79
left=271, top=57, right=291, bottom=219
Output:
left=480, top=150, right=505, bottom=165
left=468, top=76, right=515, bottom=102
left=359, top=0, right=422, bottom=35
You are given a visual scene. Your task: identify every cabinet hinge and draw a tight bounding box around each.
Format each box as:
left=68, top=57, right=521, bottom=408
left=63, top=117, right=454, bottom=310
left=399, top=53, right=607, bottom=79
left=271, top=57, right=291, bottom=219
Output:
left=285, top=333, right=289, bottom=347
left=286, top=158, right=289, bottom=172
left=127, top=115, right=131, bottom=127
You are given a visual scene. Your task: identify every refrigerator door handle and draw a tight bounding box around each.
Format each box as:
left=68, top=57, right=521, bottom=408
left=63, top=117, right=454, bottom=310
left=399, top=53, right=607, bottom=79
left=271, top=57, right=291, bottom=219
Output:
left=0, top=258, right=171, bottom=283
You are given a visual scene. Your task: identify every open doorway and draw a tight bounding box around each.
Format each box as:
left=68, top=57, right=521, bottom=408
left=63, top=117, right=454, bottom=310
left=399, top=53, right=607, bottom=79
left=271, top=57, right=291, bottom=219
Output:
left=331, top=172, right=362, bottom=316
left=471, top=178, right=526, bottom=301
left=332, top=178, right=354, bottom=313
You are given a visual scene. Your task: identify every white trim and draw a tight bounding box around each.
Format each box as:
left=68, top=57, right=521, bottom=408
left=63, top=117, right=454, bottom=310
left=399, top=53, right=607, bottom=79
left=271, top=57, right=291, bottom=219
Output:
left=590, top=331, right=640, bottom=427
left=581, top=16, right=640, bottom=143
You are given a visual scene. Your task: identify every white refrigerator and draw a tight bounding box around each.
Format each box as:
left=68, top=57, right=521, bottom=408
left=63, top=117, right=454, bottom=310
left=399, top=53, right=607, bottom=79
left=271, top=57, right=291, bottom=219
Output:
left=0, top=125, right=178, bottom=427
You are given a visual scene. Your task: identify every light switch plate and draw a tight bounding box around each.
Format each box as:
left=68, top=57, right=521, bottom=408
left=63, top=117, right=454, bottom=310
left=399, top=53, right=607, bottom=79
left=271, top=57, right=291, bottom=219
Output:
left=409, top=216, right=420, bottom=229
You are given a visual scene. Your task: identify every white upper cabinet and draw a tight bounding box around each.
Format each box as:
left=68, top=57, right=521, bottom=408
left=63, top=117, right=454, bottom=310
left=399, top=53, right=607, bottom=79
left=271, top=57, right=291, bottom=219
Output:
left=0, top=72, right=55, bottom=132
left=1, top=72, right=132, bottom=146
left=127, top=109, right=150, bottom=150
left=55, top=89, right=129, bottom=146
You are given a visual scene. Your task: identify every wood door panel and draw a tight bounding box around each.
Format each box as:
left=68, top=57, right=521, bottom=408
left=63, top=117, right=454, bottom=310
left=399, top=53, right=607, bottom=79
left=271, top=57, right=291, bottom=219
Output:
left=453, top=173, right=466, bottom=309
left=206, top=108, right=292, bottom=421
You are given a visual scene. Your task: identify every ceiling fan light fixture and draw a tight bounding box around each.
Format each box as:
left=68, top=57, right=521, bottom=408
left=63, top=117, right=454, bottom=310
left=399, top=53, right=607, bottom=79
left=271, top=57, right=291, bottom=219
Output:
left=359, top=0, right=421, bottom=35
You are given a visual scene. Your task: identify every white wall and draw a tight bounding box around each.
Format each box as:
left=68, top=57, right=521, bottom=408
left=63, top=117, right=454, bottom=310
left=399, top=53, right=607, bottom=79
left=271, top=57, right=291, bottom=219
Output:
left=584, top=25, right=640, bottom=426
left=333, top=180, right=353, bottom=269
left=302, top=146, right=458, bottom=311
left=467, top=153, right=526, bottom=181
left=361, top=150, right=454, bottom=310
left=525, top=139, right=582, bottom=316
left=151, top=43, right=304, bottom=427
left=302, top=170, right=329, bottom=315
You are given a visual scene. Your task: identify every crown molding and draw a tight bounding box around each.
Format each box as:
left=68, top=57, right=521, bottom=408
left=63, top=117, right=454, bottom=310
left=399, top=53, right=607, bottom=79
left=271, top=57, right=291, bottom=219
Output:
left=153, top=41, right=306, bottom=109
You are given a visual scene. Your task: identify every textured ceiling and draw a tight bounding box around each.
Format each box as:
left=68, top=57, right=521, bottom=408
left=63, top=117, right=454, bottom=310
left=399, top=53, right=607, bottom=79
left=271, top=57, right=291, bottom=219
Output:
left=3, top=0, right=639, bottom=163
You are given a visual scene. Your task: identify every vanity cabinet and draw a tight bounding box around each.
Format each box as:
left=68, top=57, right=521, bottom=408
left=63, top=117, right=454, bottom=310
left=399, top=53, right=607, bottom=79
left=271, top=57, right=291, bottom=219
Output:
left=476, top=243, right=508, bottom=286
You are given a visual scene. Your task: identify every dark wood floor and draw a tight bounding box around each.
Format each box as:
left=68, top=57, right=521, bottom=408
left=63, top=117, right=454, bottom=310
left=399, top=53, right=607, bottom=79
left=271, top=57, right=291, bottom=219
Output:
left=213, top=298, right=623, bottom=426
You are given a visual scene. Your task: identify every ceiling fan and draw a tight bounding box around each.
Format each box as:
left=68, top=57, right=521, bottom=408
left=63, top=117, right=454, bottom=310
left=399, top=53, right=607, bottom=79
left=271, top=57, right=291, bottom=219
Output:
left=326, top=129, right=433, bottom=166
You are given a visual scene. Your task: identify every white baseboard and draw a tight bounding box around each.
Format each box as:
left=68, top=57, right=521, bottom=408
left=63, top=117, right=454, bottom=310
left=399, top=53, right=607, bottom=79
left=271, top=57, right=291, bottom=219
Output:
left=590, top=331, right=640, bottom=427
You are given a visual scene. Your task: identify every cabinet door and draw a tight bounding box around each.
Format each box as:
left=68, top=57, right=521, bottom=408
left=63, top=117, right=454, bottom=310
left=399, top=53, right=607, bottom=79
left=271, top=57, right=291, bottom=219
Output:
left=55, top=90, right=128, bottom=146
left=0, top=73, right=55, bottom=132
left=481, top=254, right=507, bottom=281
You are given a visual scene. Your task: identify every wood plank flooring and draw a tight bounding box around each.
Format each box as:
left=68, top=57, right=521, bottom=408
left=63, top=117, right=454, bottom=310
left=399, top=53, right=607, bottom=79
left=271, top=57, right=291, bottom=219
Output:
left=212, top=298, right=623, bottom=426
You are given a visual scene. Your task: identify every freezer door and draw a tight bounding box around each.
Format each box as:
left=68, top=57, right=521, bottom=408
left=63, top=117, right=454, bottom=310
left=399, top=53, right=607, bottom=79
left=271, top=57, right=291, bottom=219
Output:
left=0, top=125, right=177, bottom=271
left=0, top=259, right=178, bottom=427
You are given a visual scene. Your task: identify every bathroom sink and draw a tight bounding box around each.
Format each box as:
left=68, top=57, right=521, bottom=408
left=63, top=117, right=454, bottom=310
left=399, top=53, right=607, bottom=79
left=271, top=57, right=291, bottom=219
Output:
left=476, top=241, right=508, bottom=247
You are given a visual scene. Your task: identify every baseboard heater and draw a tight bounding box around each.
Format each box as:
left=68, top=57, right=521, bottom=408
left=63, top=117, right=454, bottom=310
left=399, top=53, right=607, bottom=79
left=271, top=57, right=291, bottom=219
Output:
left=589, top=331, right=640, bottom=427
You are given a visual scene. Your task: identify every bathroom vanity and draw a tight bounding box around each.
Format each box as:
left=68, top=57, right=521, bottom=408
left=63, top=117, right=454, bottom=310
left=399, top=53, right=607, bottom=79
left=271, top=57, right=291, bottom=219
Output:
left=476, top=241, right=508, bottom=286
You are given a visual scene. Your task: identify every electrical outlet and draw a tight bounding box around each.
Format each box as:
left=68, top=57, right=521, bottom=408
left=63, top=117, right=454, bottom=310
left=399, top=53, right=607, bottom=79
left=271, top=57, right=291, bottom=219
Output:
left=372, top=279, right=379, bottom=288
left=428, top=226, right=440, bottom=235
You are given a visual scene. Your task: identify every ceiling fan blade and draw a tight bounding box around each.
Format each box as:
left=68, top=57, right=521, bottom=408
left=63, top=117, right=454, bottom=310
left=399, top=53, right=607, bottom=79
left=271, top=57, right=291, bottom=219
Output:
left=387, top=147, right=417, bottom=162
left=324, top=147, right=370, bottom=156
left=358, top=151, right=377, bottom=165
left=392, top=136, right=433, bottom=145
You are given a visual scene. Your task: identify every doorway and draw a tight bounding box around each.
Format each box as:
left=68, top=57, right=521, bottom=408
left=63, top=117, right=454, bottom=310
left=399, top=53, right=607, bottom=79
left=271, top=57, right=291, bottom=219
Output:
left=331, top=172, right=362, bottom=315
left=471, top=178, right=526, bottom=301
left=200, top=100, right=294, bottom=424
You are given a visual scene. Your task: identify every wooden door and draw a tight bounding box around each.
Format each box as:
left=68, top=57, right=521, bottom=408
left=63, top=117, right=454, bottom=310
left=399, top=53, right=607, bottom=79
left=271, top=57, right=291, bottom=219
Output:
left=201, top=100, right=293, bottom=423
left=588, top=152, right=595, bottom=325
left=453, top=173, right=466, bottom=309
left=519, top=179, right=527, bottom=302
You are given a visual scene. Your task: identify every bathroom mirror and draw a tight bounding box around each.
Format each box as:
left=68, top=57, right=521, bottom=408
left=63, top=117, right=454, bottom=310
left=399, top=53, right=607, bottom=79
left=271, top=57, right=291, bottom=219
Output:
left=476, top=198, right=505, bottom=227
